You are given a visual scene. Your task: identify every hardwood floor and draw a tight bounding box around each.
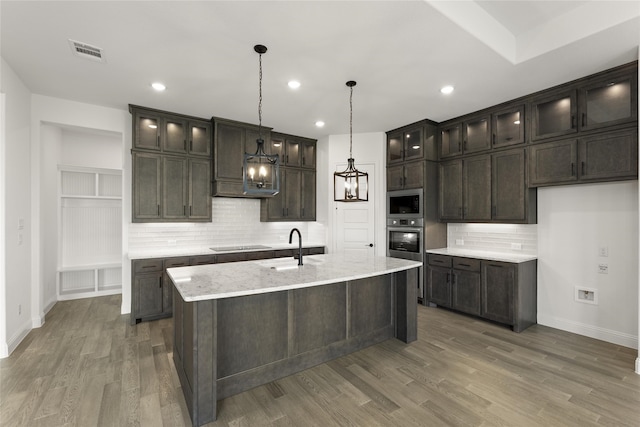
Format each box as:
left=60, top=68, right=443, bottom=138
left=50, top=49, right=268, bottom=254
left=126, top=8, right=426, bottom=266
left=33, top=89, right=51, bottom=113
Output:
left=1, top=294, right=639, bottom=426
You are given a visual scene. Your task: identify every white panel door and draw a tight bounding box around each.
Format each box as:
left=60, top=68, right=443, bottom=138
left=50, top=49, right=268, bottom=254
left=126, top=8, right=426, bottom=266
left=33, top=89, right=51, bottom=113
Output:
left=334, top=163, right=375, bottom=259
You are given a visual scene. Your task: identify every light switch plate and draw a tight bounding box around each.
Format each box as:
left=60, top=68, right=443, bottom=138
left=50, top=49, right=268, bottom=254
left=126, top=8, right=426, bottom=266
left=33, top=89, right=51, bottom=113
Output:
left=598, top=264, right=608, bottom=274
left=455, top=239, right=464, bottom=245
left=599, top=246, right=609, bottom=257
left=511, top=243, right=522, bottom=251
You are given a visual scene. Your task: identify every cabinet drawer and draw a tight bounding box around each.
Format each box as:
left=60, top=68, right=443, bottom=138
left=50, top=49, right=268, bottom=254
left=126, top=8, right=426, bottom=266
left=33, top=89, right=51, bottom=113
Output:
left=190, top=255, right=217, bottom=265
left=453, top=257, right=480, bottom=272
left=133, top=259, right=163, bottom=273
left=428, top=254, right=452, bottom=268
left=216, top=253, right=248, bottom=263
left=164, top=257, right=190, bottom=269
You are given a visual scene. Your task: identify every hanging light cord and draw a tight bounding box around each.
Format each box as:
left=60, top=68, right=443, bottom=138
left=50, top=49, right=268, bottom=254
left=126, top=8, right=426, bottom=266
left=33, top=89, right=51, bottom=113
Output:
left=349, top=84, right=353, bottom=160
left=258, top=51, right=263, bottom=140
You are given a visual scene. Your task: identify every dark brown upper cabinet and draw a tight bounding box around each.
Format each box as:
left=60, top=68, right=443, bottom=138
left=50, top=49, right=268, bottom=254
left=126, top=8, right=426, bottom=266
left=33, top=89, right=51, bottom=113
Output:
left=387, top=123, right=433, bottom=164
left=462, top=115, right=491, bottom=154
left=269, top=133, right=316, bottom=168
left=132, top=106, right=212, bottom=157
left=492, top=104, right=525, bottom=148
left=531, top=90, right=578, bottom=141
left=578, top=70, right=638, bottom=132
left=439, top=122, right=462, bottom=159
left=528, top=128, right=638, bottom=187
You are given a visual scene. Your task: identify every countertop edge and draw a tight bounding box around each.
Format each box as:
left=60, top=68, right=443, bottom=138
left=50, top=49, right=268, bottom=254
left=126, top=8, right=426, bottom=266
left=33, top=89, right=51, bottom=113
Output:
left=128, top=243, right=326, bottom=260
left=426, top=248, right=538, bottom=263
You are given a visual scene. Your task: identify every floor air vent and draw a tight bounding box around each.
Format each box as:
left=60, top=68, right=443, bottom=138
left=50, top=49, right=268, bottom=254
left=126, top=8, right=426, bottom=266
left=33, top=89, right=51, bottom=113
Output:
left=68, top=39, right=105, bottom=62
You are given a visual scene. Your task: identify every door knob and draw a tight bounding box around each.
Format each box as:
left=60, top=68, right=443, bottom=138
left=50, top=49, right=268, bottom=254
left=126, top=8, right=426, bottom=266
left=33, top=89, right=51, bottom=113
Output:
left=367, top=243, right=374, bottom=247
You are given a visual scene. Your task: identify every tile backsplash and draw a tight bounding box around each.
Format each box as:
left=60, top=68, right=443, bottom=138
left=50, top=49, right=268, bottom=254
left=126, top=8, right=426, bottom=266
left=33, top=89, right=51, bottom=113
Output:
left=447, top=223, right=537, bottom=255
left=129, top=198, right=326, bottom=252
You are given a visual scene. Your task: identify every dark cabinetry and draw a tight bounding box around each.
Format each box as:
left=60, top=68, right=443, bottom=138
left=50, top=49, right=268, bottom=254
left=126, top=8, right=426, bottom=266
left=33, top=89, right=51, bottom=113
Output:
left=131, top=246, right=325, bottom=324
left=531, top=68, right=637, bottom=141
left=529, top=128, right=638, bottom=187
left=439, top=114, right=492, bottom=159
left=261, top=133, right=317, bottom=222
left=132, top=108, right=211, bottom=156
left=492, top=104, right=525, bottom=148
left=131, top=105, right=212, bottom=223
left=439, top=149, right=534, bottom=223
left=427, top=254, right=537, bottom=332
left=439, top=155, right=491, bottom=221
left=386, top=121, right=437, bottom=191
left=268, top=133, right=316, bottom=168
left=213, top=118, right=272, bottom=197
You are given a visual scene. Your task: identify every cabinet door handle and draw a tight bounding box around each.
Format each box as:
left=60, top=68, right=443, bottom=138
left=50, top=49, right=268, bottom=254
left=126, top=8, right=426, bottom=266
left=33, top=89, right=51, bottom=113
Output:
left=571, top=115, right=575, bottom=129
left=190, top=205, right=193, bottom=216
left=302, top=156, right=305, bottom=166
left=282, top=208, right=285, bottom=217
left=492, top=133, right=496, bottom=145
left=158, top=277, right=162, bottom=288
left=446, top=273, right=450, bottom=283
left=183, top=205, right=186, bottom=215
left=571, top=163, right=575, bottom=176
left=459, top=263, right=470, bottom=267
left=453, top=273, right=457, bottom=285
left=458, top=141, right=461, bottom=152
left=581, top=113, right=586, bottom=128
left=190, top=140, right=193, bottom=151
left=157, top=135, right=160, bottom=147
left=184, top=140, right=187, bottom=150
left=463, top=140, right=467, bottom=151
left=141, top=265, right=156, bottom=269
left=157, top=205, right=160, bottom=216
left=581, top=161, right=585, bottom=175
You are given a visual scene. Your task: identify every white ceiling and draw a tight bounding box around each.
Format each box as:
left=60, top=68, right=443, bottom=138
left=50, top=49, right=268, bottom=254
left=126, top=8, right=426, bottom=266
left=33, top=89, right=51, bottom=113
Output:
left=1, top=1, right=638, bottom=139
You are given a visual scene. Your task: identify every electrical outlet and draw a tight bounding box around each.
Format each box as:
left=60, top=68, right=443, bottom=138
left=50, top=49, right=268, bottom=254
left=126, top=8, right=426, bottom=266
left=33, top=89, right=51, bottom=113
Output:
left=511, top=243, right=522, bottom=251
left=18, top=233, right=23, bottom=245
left=18, top=218, right=24, bottom=230
left=599, top=246, right=609, bottom=257
left=455, top=239, right=464, bottom=246
left=598, top=264, right=608, bottom=274
left=168, top=240, right=177, bottom=246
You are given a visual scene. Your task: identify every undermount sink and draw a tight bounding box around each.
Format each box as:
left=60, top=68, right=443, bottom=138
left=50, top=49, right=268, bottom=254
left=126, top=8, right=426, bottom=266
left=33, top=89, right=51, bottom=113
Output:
left=210, top=245, right=271, bottom=252
left=257, top=257, right=324, bottom=271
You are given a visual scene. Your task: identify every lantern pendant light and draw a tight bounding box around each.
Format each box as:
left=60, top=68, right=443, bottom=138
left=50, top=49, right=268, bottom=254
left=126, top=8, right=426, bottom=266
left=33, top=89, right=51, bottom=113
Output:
left=334, top=80, right=368, bottom=202
left=243, top=44, right=280, bottom=196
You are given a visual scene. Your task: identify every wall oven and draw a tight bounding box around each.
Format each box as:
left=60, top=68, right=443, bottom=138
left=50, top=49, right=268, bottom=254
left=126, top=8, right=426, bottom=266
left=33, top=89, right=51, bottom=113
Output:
left=387, top=217, right=425, bottom=302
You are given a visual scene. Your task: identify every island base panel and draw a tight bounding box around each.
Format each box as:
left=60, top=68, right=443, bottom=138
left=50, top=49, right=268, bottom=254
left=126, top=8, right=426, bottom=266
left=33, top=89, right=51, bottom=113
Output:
left=173, top=270, right=418, bottom=426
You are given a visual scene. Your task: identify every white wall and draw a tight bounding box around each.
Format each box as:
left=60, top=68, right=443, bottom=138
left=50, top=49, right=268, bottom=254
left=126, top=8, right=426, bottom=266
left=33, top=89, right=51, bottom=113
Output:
left=1, top=58, right=33, bottom=357
left=323, top=132, right=386, bottom=256
left=537, top=181, right=639, bottom=349
left=40, top=125, right=62, bottom=314
left=31, top=95, right=129, bottom=320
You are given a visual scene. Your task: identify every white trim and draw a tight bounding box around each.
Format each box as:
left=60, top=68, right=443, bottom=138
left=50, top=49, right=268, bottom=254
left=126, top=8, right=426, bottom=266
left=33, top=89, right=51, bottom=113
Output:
left=538, top=313, right=638, bottom=350
left=6, top=318, right=31, bottom=356
left=636, top=357, right=640, bottom=375
left=0, top=93, right=6, bottom=358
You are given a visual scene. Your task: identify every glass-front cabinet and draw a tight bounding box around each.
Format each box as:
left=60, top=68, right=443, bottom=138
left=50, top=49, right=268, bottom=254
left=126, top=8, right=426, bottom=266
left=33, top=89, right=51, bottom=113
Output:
left=531, top=90, right=578, bottom=141
left=492, top=105, right=525, bottom=148
left=579, top=71, right=638, bottom=132
left=387, top=125, right=424, bottom=163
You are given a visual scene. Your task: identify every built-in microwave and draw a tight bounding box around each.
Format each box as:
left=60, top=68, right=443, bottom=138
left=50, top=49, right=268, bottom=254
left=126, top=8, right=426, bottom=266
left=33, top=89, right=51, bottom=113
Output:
left=387, top=189, right=423, bottom=218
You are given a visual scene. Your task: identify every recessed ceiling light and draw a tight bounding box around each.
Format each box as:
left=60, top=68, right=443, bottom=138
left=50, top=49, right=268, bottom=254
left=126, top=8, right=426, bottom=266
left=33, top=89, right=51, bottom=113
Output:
left=440, top=85, right=454, bottom=94
left=315, top=121, right=325, bottom=128
left=288, top=80, right=301, bottom=89
left=151, top=82, right=166, bottom=91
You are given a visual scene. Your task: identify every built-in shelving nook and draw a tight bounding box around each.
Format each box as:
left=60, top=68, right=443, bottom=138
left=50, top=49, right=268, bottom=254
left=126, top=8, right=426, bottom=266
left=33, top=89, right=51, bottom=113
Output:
left=58, top=166, right=122, bottom=299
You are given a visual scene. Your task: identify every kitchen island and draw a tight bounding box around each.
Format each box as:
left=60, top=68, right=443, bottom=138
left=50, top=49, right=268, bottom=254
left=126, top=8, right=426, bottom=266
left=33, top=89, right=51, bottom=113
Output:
left=168, top=253, right=421, bottom=426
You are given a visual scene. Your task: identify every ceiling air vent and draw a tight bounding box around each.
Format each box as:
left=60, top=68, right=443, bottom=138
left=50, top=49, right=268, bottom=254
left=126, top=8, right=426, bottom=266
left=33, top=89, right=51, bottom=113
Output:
left=68, top=39, right=105, bottom=63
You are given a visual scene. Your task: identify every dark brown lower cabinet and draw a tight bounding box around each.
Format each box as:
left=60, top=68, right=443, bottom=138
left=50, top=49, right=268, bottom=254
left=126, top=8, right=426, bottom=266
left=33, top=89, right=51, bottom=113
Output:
left=427, top=254, right=537, bottom=332
left=451, top=258, right=481, bottom=316
left=131, top=246, right=326, bottom=324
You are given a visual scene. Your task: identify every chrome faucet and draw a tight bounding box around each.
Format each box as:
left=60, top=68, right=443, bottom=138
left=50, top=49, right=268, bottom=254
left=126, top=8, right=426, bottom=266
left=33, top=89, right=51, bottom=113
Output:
left=288, top=228, right=303, bottom=266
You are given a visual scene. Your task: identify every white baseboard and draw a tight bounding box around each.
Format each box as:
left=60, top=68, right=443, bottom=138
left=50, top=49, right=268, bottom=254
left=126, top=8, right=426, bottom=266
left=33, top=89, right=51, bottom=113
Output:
left=636, top=357, right=640, bottom=375
left=5, top=317, right=32, bottom=357
left=538, top=313, right=638, bottom=349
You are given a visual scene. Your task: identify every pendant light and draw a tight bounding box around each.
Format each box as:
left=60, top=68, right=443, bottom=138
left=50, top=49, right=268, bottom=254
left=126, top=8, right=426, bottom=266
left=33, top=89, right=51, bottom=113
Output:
left=334, top=80, right=368, bottom=202
left=243, top=44, right=280, bottom=196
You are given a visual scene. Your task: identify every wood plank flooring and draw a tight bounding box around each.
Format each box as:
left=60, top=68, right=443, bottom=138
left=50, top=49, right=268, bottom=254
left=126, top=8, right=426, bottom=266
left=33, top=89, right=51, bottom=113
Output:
left=1, top=294, right=639, bottom=426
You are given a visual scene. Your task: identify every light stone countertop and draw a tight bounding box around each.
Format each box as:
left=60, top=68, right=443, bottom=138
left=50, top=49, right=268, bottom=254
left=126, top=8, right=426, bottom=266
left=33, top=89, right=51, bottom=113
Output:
left=167, top=253, right=422, bottom=302
left=127, top=242, right=326, bottom=260
left=426, top=248, right=537, bottom=263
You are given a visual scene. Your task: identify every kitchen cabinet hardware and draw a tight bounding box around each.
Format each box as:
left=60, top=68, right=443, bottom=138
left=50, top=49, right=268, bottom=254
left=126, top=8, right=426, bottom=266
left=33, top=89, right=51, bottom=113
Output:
left=571, top=162, right=575, bottom=176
